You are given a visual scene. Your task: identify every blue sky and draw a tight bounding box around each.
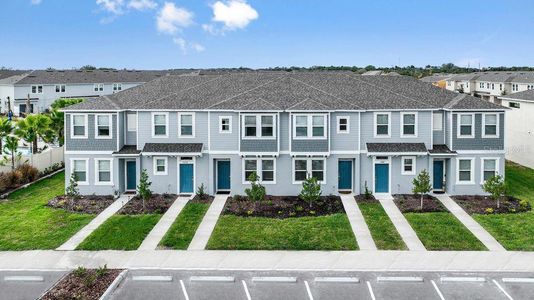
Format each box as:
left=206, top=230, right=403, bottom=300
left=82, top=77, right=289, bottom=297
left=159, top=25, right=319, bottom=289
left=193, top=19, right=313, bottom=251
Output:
left=2, top=0, right=534, bottom=69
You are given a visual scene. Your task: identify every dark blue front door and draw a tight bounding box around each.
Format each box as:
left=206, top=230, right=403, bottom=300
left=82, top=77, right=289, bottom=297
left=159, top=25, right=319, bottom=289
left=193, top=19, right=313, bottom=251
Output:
left=338, top=160, right=352, bottom=190
left=126, top=161, right=136, bottom=191
left=217, top=160, right=231, bottom=190
left=375, top=163, right=389, bottom=193
left=433, top=160, right=444, bottom=190
left=180, top=164, right=194, bottom=193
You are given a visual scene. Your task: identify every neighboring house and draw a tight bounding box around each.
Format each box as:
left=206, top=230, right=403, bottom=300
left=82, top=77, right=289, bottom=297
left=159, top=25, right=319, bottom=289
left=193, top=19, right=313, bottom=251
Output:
left=62, top=72, right=506, bottom=197
left=420, top=74, right=453, bottom=89
left=499, top=89, right=534, bottom=168
left=0, top=69, right=193, bottom=115
left=445, top=71, right=534, bottom=103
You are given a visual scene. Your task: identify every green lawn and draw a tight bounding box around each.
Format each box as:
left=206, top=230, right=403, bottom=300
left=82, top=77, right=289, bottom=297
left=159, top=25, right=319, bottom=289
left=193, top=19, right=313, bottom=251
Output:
left=404, top=212, right=487, bottom=251
left=77, top=214, right=161, bottom=250
left=206, top=214, right=358, bottom=250
left=358, top=202, right=407, bottom=250
left=159, top=202, right=210, bottom=249
left=471, top=161, right=534, bottom=250
left=0, top=172, right=94, bottom=250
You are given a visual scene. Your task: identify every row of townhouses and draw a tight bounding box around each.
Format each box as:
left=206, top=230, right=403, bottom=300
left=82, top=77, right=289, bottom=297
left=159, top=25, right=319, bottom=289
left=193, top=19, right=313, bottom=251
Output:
left=0, top=69, right=192, bottom=115
left=62, top=72, right=506, bottom=197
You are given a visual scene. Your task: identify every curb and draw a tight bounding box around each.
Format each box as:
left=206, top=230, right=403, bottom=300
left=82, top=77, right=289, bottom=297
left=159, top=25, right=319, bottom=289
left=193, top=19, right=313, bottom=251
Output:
left=0, top=168, right=64, bottom=199
left=100, top=269, right=128, bottom=300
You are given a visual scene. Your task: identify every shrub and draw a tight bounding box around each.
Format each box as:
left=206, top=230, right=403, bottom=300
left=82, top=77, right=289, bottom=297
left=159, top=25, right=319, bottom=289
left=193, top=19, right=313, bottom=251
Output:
left=299, top=176, right=322, bottom=208
left=364, top=181, right=373, bottom=199
left=519, top=199, right=530, bottom=211
left=96, top=264, right=108, bottom=278
left=196, top=183, right=207, bottom=199
left=16, top=164, right=39, bottom=183
left=482, top=175, right=506, bottom=208
left=244, top=172, right=265, bottom=202
left=66, top=172, right=80, bottom=199
left=137, top=169, right=152, bottom=211
left=485, top=207, right=494, bottom=214
left=74, top=266, right=87, bottom=278
left=412, top=169, right=432, bottom=210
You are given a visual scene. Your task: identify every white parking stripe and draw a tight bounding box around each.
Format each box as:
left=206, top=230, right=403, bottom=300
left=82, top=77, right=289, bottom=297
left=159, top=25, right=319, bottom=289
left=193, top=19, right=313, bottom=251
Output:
left=4, top=276, right=44, bottom=282
left=367, top=281, right=376, bottom=300
left=502, top=278, right=534, bottom=283
left=304, top=280, right=314, bottom=300
left=252, top=276, right=297, bottom=283
left=431, top=280, right=445, bottom=300
left=131, top=275, right=172, bottom=282
left=493, top=279, right=514, bottom=300
left=441, top=277, right=486, bottom=283
left=180, top=279, right=190, bottom=300
left=242, top=280, right=252, bottom=300
left=377, top=276, right=424, bottom=282
left=315, top=277, right=360, bottom=283
left=190, top=276, right=235, bottom=282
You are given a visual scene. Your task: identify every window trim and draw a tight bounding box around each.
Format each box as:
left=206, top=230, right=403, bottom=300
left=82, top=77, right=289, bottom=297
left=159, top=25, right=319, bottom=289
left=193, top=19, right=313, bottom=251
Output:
left=292, top=157, right=326, bottom=184
left=374, top=112, right=391, bottom=138
left=219, top=116, right=232, bottom=133
left=401, top=156, right=416, bottom=176
left=482, top=113, right=499, bottom=138
left=94, top=114, right=113, bottom=139
left=400, top=112, right=418, bottom=138
left=432, top=112, right=443, bottom=131
left=292, top=114, right=328, bottom=139
left=153, top=156, right=168, bottom=176
left=242, top=158, right=276, bottom=184
left=457, top=113, right=475, bottom=138
left=480, top=157, right=500, bottom=184
left=94, top=83, right=104, bottom=92
left=112, top=83, right=122, bottom=91
left=94, top=158, right=113, bottom=185
left=178, top=112, right=195, bottom=138
left=55, top=84, right=66, bottom=93
left=70, top=158, right=89, bottom=185
left=31, top=85, right=43, bottom=94
left=151, top=112, right=169, bottom=138
left=336, top=116, right=350, bottom=134
left=241, top=114, right=277, bottom=139
left=70, top=113, right=88, bottom=139
left=456, top=157, right=475, bottom=185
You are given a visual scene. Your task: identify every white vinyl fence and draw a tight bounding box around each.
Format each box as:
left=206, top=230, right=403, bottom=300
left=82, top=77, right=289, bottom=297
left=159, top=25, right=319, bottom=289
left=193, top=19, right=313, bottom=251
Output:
left=0, top=146, right=64, bottom=173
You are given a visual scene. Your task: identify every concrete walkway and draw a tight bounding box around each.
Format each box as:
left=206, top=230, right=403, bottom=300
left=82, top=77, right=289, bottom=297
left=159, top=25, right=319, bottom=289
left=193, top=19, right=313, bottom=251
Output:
left=138, top=195, right=191, bottom=250
left=435, top=194, right=506, bottom=252
left=377, top=195, right=426, bottom=251
left=339, top=194, right=377, bottom=250
left=187, top=194, right=228, bottom=250
left=56, top=195, right=132, bottom=251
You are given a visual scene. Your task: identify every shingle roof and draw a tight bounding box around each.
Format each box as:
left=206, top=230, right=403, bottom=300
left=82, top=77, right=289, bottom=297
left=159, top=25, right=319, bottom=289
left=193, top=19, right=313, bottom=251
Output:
left=419, top=74, right=453, bottom=83
left=142, top=143, right=203, bottom=153
left=366, top=143, right=428, bottom=153
left=501, top=89, right=534, bottom=102
left=0, top=70, right=28, bottom=81
left=448, top=71, right=534, bottom=83
left=63, top=71, right=504, bottom=111
left=428, top=144, right=457, bottom=155
left=112, top=145, right=141, bottom=155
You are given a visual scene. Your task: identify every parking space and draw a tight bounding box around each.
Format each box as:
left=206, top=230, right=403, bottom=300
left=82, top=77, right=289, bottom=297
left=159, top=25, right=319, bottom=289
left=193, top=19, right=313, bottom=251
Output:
left=0, top=270, right=67, bottom=300
left=436, top=274, right=506, bottom=300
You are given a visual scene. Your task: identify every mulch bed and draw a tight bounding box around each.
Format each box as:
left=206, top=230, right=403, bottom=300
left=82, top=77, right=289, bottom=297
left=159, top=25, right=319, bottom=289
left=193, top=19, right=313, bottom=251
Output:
left=119, top=193, right=177, bottom=215
left=190, top=194, right=214, bottom=204
left=354, top=194, right=379, bottom=204
left=41, top=268, right=122, bottom=300
left=452, top=195, right=531, bottom=214
left=222, top=195, right=345, bottom=218
left=393, top=194, right=447, bottom=213
left=47, top=195, right=115, bottom=214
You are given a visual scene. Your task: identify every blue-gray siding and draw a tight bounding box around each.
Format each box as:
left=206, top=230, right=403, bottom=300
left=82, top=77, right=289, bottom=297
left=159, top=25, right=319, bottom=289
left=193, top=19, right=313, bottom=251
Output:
left=65, top=113, right=117, bottom=151
left=452, top=113, right=504, bottom=150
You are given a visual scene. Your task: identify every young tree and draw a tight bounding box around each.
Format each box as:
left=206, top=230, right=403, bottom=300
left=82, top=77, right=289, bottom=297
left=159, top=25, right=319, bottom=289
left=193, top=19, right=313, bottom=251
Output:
left=244, top=172, right=265, bottom=202
left=299, top=176, right=322, bottom=208
left=137, top=169, right=152, bottom=211
left=15, top=114, right=53, bottom=154
left=412, top=169, right=432, bottom=210
left=0, top=117, right=13, bottom=151
left=3, top=135, right=20, bottom=170
left=482, top=175, right=506, bottom=209
left=66, top=172, right=80, bottom=210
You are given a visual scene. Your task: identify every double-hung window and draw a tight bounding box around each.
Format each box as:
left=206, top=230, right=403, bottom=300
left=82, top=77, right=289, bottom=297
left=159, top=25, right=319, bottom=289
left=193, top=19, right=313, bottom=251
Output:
left=113, top=83, right=122, bottom=91
left=219, top=116, right=232, bottom=133
left=481, top=158, right=498, bottom=183
left=374, top=113, right=390, bottom=137
left=292, top=114, right=326, bottom=138
left=337, top=116, right=349, bottom=133
left=31, top=85, right=43, bottom=94
left=72, top=159, right=88, bottom=184
left=95, top=159, right=112, bottom=184
left=244, top=116, right=257, bottom=137
left=457, top=158, right=474, bottom=184
left=55, top=84, right=66, bottom=93
left=401, top=112, right=417, bottom=137
left=295, top=115, right=308, bottom=137
left=71, top=114, right=87, bottom=138
left=242, top=115, right=275, bottom=138
left=152, top=113, right=168, bottom=137
left=401, top=156, right=416, bottom=175
left=243, top=158, right=275, bottom=183
left=153, top=157, right=168, bottom=175
left=94, top=83, right=104, bottom=92
left=178, top=113, right=194, bottom=137
left=482, top=113, right=498, bottom=138
left=458, top=114, right=474, bottom=138
left=95, top=114, right=112, bottom=139
left=293, top=158, right=325, bottom=183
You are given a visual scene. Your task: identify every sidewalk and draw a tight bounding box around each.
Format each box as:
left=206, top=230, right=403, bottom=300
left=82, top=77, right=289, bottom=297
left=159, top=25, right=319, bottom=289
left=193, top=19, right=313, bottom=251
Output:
left=377, top=196, right=426, bottom=251
left=56, top=195, right=132, bottom=251
left=187, top=194, right=228, bottom=250
left=138, top=195, right=191, bottom=250
left=435, top=194, right=506, bottom=252
left=339, top=194, right=377, bottom=250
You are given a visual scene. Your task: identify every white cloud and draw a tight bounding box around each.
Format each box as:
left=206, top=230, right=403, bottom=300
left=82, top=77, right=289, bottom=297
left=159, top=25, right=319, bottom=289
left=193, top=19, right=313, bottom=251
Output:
left=96, top=0, right=125, bottom=15
left=211, top=0, right=258, bottom=30
left=173, top=37, right=187, bottom=53
left=30, top=0, right=42, bottom=5
left=127, top=0, right=157, bottom=11
left=202, top=23, right=224, bottom=35
left=172, top=38, right=206, bottom=54
left=191, top=43, right=206, bottom=52
left=157, top=2, right=194, bottom=34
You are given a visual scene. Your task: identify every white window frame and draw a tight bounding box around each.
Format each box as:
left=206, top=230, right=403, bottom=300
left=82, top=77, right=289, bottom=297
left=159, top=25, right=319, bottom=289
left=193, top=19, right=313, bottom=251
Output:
left=292, top=114, right=328, bottom=139
left=400, top=112, right=418, bottom=137
left=94, top=158, right=113, bottom=185
left=153, top=157, right=168, bottom=176
left=70, top=113, right=88, bottom=139
left=94, top=83, right=104, bottom=92
left=241, top=114, right=277, bottom=139
left=242, top=158, right=276, bottom=184
left=456, top=158, right=475, bottom=185
left=480, top=157, right=500, bottom=184
left=292, top=157, right=326, bottom=184
left=482, top=113, right=499, bottom=138
left=374, top=112, right=391, bottom=138
left=70, top=158, right=89, bottom=185
left=113, top=83, right=122, bottom=91
left=219, top=116, right=232, bottom=133
left=55, top=84, right=66, bottom=93
left=457, top=113, right=475, bottom=138
left=31, top=85, right=43, bottom=94
left=127, top=113, right=137, bottom=132
left=432, top=112, right=443, bottom=131
left=336, top=116, right=350, bottom=134
left=401, top=156, right=416, bottom=175
left=178, top=112, right=195, bottom=138
left=151, top=112, right=169, bottom=138
left=94, top=114, right=113, bottom=139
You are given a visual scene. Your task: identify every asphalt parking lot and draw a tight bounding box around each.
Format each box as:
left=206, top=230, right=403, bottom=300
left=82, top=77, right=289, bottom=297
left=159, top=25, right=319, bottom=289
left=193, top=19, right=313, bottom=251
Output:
left=0, top=270, right=67, bottom=300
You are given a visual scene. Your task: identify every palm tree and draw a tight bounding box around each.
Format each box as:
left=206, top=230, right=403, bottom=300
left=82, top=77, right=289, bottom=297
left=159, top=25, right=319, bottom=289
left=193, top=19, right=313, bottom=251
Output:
left=49, top=109, right=65, bottom=146
left=3, top=135, right=20, bottom=170
left=0, top=117, right=13, bottom=151
left=15, top=114, right=53, bottom=154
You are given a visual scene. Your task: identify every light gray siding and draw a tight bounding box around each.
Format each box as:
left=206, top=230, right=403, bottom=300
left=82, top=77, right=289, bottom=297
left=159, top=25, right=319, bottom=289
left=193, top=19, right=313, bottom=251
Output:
left=432, top=111, right=445, bottom=145
left=330, top=112, right=359, bottom=151
left=452, top=113, right=504, bottom=150
left=279, top=113, right=289, bottom=151
left=125, top=112, right=137, bottom=145
left=64, top=154, right=120, bottom=195
left=290, top=114, right=330, bottom=153
left=65, top=113, right=118, bottom=151
left=209, top=112, right=239, bottom=151
left=239, top=114, right=278, bottom=153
